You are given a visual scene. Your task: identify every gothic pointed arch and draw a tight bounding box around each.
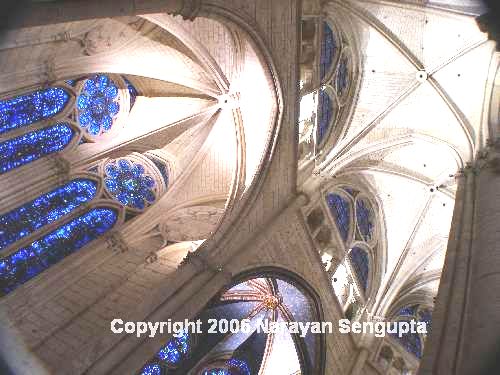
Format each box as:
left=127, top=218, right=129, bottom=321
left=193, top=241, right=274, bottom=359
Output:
left=136, top=269, right=326, bottom=375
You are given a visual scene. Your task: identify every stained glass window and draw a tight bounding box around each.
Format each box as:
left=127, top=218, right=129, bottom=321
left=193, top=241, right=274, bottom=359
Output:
left=356, top=198, right=374, bottom=242
left=139, top=364, right=162, bottom=375
left=391, top=305, right=432, bottom=358
left=0, top=179, right=98, bottom=251
left=104, top=159, right=156, bottom=210
left=0, top=87, right=70, bottom=135
left=227, top=359, right=251, bottom=375
left=326, top=193, right=351, bottom=242
left=348, top=247, right=369, bottom=292
left=320, top=22, right=338, bottom=81
left=316, top=89, right=333, bottom=145
left=0, top=123, right=75, bottom=174
left=77, top=74, right=120, bottom=136
left=138, top=332, right=190, bottom=374
left=203, top=369, right=228, bottom=375
left=336, top=55, right=349, bottom=97
left=0, top=208, right=118, bottom=296
left=157, top=331, right=189, bottom=365
left=419, top=308, right=432, bottom=333
left=203, top=359, right=251, bottom=375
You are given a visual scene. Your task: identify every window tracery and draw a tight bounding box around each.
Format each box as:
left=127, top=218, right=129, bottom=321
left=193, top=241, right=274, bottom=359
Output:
left=298, top=19, right=356, bottom=157
left=0, top=179, right=98, bottom=251
left=0, top=123, right=76, bottom=174
left=76, top=74, right=120, bottom=136
left=104, top=158, right=158, bottom=211
left=0, top=87, right=70, bottom=135
left=0, top=73, right=137, bottom=175
left=320, top=22, right=338, bottom=81
left=0, top=207, right=118, bottom=296
left=389, top=304, right=433, bottom=359
left=305, top=186, right=379, bottom=321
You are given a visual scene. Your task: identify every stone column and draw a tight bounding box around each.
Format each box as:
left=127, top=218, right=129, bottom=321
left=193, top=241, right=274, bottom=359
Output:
left=460, top=140, right=500, bottom=374
left=418, top=167, right=473, bottom=375
left=420, top=140, right=500, bottom=375
left=1, top=0, right=201, bottom=30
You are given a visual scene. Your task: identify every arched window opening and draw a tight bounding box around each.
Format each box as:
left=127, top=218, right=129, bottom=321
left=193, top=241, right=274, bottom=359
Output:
left=320, top=22, right=338, bottom=81
left=138, top=275, right=323, bottom=374
left=0, top=123, right=76, bottom=174
left=317, top=186, right=380, bottom=317
left=0, top=179, right=98, bottom=251
left=335, top=54, right=350, bottom=98
left=202, top=358, right=251, bottom=375
left=0, top=87, right=70, bottom=135
left=390, top=304, right=433, bottom=359
left=348, top=247, right=369, bottom=293
left=355, top=197, right=375, bottom=242
left=325, top=193, right=351, bottom=243
left=0, top=207, right=118, bottom=296
left=316, top=88, right=334, bottom=146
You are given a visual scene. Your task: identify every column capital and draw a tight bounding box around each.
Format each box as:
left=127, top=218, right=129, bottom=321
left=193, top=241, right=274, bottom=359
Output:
left=476, top=138, right=500, bottom=174
left=105, top=232, right=129, bottom=253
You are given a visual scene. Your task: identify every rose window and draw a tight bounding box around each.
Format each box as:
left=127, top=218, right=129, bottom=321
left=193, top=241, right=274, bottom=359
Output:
left=104, top=159, right=156, bottom=210
left=77, top=74, right=120, bottom=136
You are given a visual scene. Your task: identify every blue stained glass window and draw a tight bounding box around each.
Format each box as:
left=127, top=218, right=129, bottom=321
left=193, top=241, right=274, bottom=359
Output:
left=227, top=358, right=251, bottom=375
left=123, top=77, right=138, bottom=108
left=418, top=308, right=432, bottom=333
left=316, top=89, right=333, bottom=145
left=77, top=74, right=120, bottom=136
left=356, top=198, right=374, bottom=242
left=156, top=331, right=190, bottom=366
left=348, top=247, right=369, bottom=292
left=203, top=369, right=228, bottom=375
left=391, top=325, right=423, bottom=359
left=326, top=193, right=351, bottom=242
left=203, top=359, right=251, bottom=375
left=104, top=159, right=156, bottom=210
left=0, top=87, right=70, bottom=135
left=0, top=123, right=75, bottom=175
left=140, top=364, right=162, bottom=375
left=320, top=22, right=338, bottom=81
left=336, top=55, right=349, bottom=97
left=0, top=179, right=97, bottom=251
left=398, top=305, right=417, bottom=317
left=0, top=208, right=117, bottom=296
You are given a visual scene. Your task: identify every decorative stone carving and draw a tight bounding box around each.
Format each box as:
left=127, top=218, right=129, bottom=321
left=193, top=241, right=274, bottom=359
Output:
left=161, top=206, right=225, bottom=242
left=105, top=232, right=128, bottom=253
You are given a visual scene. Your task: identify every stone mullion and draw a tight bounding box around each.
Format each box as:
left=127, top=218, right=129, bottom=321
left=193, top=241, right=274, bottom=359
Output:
left=0, top=155, right=71, bottom=213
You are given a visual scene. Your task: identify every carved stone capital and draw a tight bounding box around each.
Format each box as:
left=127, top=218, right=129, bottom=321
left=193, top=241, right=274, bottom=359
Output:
left=476, top=138, right=500, bottom=174
left=105, top=232, right=129, bottom=253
